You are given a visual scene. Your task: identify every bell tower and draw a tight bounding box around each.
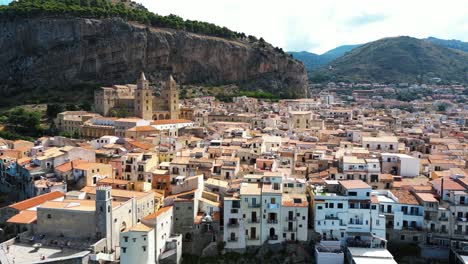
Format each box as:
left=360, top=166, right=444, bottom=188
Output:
left=167, top=75, right=180, bottom=119
left=134, top=72, right=153, bottom=120
left=96, top=186, right=113, bottom=252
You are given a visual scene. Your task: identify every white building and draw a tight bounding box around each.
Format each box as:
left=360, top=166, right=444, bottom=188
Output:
left=120, top=223, right=156, bottom=264
left=91, top=135, right=119, bottom=149
left=313, top=180, right=386, bottom=247
left=224, top=174, right=309, bottom=249
left=223, top=197, right=246, bottom=250
left=362, top=136, right=399, bottom=152
left=381, top=153, right=420, bottom=177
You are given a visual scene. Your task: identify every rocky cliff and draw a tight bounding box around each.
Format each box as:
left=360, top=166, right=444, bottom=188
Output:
left=0, top=17, right=309, bottom=99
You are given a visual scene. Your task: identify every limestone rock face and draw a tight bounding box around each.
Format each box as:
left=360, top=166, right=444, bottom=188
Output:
left=0, top=17, right=309, bottom=98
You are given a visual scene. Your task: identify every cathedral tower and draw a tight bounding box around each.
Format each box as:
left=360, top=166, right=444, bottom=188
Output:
left=95, top=186, right=113, bottom=252
left=167, top=75, right=180, bottom=119
left=134, top=72, right=153, bottom=120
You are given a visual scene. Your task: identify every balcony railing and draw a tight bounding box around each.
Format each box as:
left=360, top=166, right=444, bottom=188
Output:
left=401, top=226, right=422, bottom=231
left=439, top=216, right=449, bottom=221
left=248, top=203, right=261, bottom=208
left=248, top=236, right=259, bottom=240
left=325, top=215, right=339, bottom=220
left=267, top=219, right=278, bottom=224
left=453, top=230, right=468, bottom=235
left=286, top=216, right=297, bottom=221
left=248, top=218, right=260, bottom=223
left=227, top=222, right=239, bottom=228
left=268, top=235, right=278, bottom=241
left=227, top=237, right=238, bottom=242
left=284, top=227, right=297, bottom=232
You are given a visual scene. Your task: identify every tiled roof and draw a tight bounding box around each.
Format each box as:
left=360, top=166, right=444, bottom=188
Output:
left=151, top=119, right=192, bottom=125
left=339, top=180, right=371, bottom=190
left=9, top=191, right=65, bottom=211
left=7, top=210, right=37, bottom=224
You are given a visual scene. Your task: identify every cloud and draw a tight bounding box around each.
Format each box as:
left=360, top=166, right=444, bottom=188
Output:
left=347, top=13, right=388, bottom=27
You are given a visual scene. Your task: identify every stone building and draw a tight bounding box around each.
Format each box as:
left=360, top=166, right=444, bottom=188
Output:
left=95, top=73, right=180, bottom=120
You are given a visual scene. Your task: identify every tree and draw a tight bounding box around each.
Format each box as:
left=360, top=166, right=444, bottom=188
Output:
left=6, top=108, right=41, bottom=135
left=46, top=103, right=64, bottom=119
left=79, top=101, right=92, bottom=111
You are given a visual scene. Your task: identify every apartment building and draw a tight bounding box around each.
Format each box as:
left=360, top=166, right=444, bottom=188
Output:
left=313, top=180, right=386, bottom=247
left=224, top=174, right=309, bottom=250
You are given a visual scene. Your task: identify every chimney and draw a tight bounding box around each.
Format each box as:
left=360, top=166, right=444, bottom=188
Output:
left=440, top=177, right=444, bottom=200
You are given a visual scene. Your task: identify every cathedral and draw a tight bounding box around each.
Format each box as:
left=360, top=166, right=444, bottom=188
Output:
left=94, top=73, right=180, bottom=120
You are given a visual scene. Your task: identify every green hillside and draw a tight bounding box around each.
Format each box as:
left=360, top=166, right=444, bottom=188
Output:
left=313, top=36, right=468, bottom=84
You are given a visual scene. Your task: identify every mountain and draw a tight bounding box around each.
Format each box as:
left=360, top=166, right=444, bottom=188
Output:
left=289, top=44, right=360, bottom=71
left=0, top=1, right=309, bottom=106
left=313, top=36, right=468, bottom=84
left=425, top=37, right=468, bottom=53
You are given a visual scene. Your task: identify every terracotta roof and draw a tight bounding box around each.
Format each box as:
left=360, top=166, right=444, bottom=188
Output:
left=151, top=119, right=192, bottom=125
left=80, top=186, right=153, bottom=200
left=392, top=190, right=420, bottom=205
left=143, top=206, right=173, bottom=220
left=432, top=178, right=465, bottom=191
left=128, top=140, right=154, bottom=150
left=9, top=191, right=65, bottom=211
left=54, top=160, right=87, bottom=173
left=128, top=223, right=153, bottom=232
left=339, top=180, right=371, bottom=190
left=6, top=210, right=37, bottom=224
left=415, top=192, right=438, bottom=203
left=127, top=126, right=158, bottom=132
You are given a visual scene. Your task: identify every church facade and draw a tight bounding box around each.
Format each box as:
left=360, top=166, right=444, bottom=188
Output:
left=94, top=73, right=180, bottom=120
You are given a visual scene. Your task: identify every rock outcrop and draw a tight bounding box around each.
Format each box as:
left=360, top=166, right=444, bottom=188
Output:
left=0, top=17, right=309, bottom=98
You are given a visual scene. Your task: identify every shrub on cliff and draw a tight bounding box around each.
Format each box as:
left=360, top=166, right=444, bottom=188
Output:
left=0, top=0, right=246, bottom=40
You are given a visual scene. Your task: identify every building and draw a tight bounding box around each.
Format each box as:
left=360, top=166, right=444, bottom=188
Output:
left=224, top=174, right=309, bottom=250
left=94, top=73, right=180, bottom=121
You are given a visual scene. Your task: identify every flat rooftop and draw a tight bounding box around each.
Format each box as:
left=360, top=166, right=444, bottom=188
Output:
left=0, top=243, right=90, bottom=264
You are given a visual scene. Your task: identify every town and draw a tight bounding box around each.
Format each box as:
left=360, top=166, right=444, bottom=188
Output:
left=0, top=72, right=466, bottom=264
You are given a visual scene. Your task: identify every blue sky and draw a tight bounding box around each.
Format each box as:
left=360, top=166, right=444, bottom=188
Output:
left=0, top=0, right=12, bottom=5
left=2, top=0, right=467, bottom=53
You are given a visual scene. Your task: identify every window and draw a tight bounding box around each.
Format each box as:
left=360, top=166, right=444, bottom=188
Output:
left=122, top=247, right=127, bottom=253
left=124, top=236, right=128, bottom=242
left=329, top=203, right=334, bottom=208
left=47, top=214, right=51, bottom=219
left=338, top=203, right=343, bottom=209
left=142, top=246, right=146, bottom=252
left=400, top=235, right=405, bottom=240
left=317, top=206, right=322, bottom=210
left=348, top=191, right=357, bottom=196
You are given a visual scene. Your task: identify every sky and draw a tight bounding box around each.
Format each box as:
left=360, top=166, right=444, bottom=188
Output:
left=135, top=0, right=468, bottom=54
left=1, top=0, right=467, bottom=54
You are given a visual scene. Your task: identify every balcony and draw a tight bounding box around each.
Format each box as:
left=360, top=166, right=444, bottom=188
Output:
left=439, top=216, right=449, bottom=221
left=267, top=203, right=279, bottom=210
left=267, top=219, right=278, bottom=224
left=457, top=217, right=468, bottom=222
left=248, top=218, right=260, bottom=223
left=401, top=226, right=422, bottom=231
left=227, top=222, right=239, bottom=228
left=268, top=235, right=278, bottom=241
left=248, top=203, right=261, bottom=208
left=284, top=227, right=297, bottom=232
left=227, top=237, right=238, bottom=242
left=325, top=215, right=339, bottom=220
left=285, top=216, right=297, bottom=221
left=247, top=236, right=259, bottom=240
